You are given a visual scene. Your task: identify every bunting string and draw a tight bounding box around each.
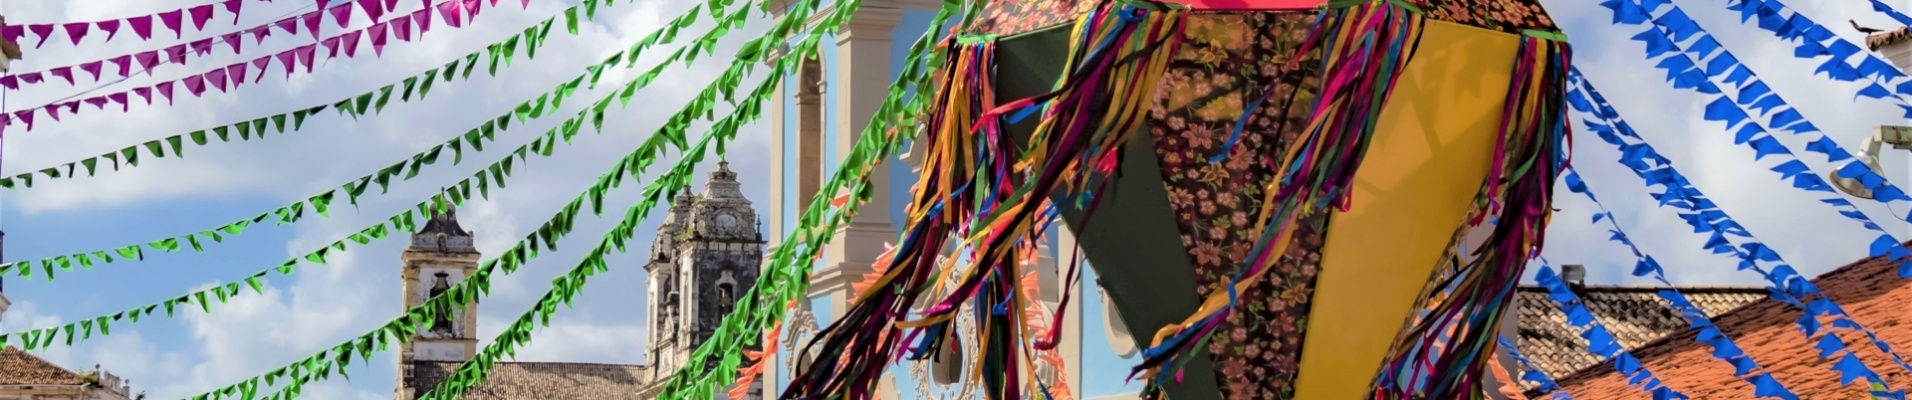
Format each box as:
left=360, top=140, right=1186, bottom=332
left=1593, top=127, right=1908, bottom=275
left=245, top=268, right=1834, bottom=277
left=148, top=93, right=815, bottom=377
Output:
left=1605, top=0, right=1912, bottom=385
left=0, top=0, right=741, bottom=285
left=1370, top=32, right=1566, bottom=399
left=0, top=0, right=530, bottom=135
left=417, top=5, right=848, bottom=400
left=1533, top=261, right=1688, bottom=399
left=0, top=6, right=746, bottom=354
left=1611, top=0, right=1912, bottom=280
left=1134, top=0, right=1417, bottom=390
left=0, top=0, right=716, bottom=189
left=1700, top=0, right=1912, bottom=123
left=1568, top=68, right=1911, bottom=399
left=1, top=0, right=460, bottom=94
left=172, top=8, right=774, bottom=400
left=3, top=0, right=284, bottom=50
left=646, top=0, right=975, bottom=396
left=1560, top=166, right=1798, bottom=398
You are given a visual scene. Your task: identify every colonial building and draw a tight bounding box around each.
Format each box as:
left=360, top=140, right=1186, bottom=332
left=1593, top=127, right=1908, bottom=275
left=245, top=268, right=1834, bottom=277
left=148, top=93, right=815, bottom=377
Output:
left=396, top=162, right=765, bottom=399
left=0, top=349, right=136, bottom=400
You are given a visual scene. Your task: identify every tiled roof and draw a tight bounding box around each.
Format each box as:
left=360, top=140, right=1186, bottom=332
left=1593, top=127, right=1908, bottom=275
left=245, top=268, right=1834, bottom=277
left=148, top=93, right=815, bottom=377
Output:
left=0, top=346, right=85, bottom=385
left=406, top=361, right=654, bottom=399
left=1552, top=242, right=1912, bottom=398
left=1514, top=285, right=1765, bottom=391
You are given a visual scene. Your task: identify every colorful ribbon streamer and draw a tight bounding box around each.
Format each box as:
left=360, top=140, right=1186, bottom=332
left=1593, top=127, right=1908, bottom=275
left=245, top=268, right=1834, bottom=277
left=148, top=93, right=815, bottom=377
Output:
left=1369, top=32, right=1567, bottom=399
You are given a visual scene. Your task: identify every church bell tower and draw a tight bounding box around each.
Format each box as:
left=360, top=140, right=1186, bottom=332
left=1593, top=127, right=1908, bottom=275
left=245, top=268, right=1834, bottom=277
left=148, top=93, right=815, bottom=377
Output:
left=396, top=206, right=481, bottom=399
left=644, top=162, right=765, bottom=399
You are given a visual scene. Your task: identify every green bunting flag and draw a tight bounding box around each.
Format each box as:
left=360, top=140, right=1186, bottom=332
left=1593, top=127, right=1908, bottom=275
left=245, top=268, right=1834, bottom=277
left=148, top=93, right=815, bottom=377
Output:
left=0, top=0, right=736, bottom=286
left=423, top=0, right=969, bottom=398
left=0, top=0, right=686, bottom=193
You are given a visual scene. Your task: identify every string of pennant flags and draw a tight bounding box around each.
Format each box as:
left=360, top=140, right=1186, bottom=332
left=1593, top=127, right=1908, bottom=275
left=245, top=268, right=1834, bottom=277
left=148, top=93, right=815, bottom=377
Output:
left=0, top=0, right=678, bottom=189
left=1, top=0, right=453, bottom=93
left=0, top=0, right=532, bottom=136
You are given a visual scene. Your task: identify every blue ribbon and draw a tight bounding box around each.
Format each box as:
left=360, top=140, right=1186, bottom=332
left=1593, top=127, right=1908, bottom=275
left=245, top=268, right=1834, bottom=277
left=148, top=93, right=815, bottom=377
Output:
left=1533, top=261, right=1688, bottom=399
left=1571, top=71, right=1912, bottom=398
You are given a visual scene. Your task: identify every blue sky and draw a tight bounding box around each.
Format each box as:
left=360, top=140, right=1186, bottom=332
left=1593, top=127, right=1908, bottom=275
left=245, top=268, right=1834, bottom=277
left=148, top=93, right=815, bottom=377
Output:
left=1, top=0, right=1911, bottom=399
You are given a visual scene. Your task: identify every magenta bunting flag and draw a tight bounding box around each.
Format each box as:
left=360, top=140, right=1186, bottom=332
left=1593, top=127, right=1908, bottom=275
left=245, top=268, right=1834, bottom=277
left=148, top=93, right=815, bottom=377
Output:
left=224, top=0, right=246, bottom=23
left=109, top=93, right=130, bottom=111
left=391, top=16, right=413, bottom=41
left=329, top=3, right=356, bottom=29
left=189, top=4, right=217, bottom=31
left=28, top=24, right=53, bottom=48
left=84, top=97, right=108, bottom=110
left=0, top=76, right=15, bottom=90
left=61, top=23, right=89, bottom=45
left=302, top=11, right=324, bottom=40
left=341, top=30, right=363, bottom=58
left=135, top=51, right=161, bottom=75
left=190, top=38, right=215, bottom=57
left=296, top=44, right=317, bottom=73
left=159, top=10, right=185, bottom=38
left=321, top=36, right=342, bottom=58
left=227, top=63, right=250, bottom=88
left=369, top=22, right=390, bottom=56
left=319, top=0, right=333, bottom=9
left=412, top=9, right=433, bottom=36
left=133, top=87, right=153, bottom=105
left=221, top=32, right=243, bottom=53
left=275, top=49, right=298, bottom=78
left=78, top=61, right=103, bottom=80
left=386, top=0, right=402, bottom=10
left=249, top=26, right=272, bottom=44
left=361, top=0, right=388, bottom=22
left=156, top=81, right=177, bottom=105
left=165, top=44, right=189, bottom=64
left=206, top=68, right=229, bottom=92
left=47, top=67, right=73, bottom=85
left=2, top=26, right=23, bottom=45
left=274, top=17, right=300, bottom=36
left=16, top=73, right=40, bottom=85
left=129, top=15, right=155, bottom=40
left=463, top=0, right=482, bottom=20
left=250, top=56, right=271, bottom=84
left=45, top=102, right=62, bottom=122
left=110, top=55, right=133, bottom=78
left=14, top=111, right=33, bottom=131
left=183, top=74, right=206, bottom=97
left=437, top=2, right=462, bottom=28
left=97, top=20, right=121, bottom=42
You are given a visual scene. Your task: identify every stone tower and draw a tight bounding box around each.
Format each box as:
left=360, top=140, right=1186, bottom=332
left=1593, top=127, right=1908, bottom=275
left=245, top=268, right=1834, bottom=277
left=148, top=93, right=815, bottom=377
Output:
left=644, top=162, right=764, bottom=398
left=396, top=206, right=481, bottom=400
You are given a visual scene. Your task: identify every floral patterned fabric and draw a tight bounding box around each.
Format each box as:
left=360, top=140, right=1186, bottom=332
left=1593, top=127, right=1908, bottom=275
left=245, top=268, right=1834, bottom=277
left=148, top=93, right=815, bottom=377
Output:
left=966, top=0, right=1092, bottom=36
left=1146, top=12, right=1325, bottom=400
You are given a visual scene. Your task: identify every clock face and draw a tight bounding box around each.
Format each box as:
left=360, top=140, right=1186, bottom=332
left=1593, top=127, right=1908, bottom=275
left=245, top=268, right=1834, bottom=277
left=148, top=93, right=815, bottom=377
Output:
left=715, top=213, right=739, bottom=229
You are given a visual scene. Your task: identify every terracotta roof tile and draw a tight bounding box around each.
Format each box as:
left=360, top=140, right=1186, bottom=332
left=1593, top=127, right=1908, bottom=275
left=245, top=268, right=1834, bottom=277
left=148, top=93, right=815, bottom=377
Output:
left=0, top=346, right=84, bottom=385
left=406, top=361, right=655, bottom=399
left=1552, top=242, right=1912, bottom=398
left=1514, top=285, right=1765, bottom=391
left=1869, top=27, right=1912, bottom=51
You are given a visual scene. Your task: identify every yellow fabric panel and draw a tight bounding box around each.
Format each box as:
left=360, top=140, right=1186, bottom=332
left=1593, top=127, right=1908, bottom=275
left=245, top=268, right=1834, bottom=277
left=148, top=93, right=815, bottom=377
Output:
left=1292, top=20, right=1521, bottom=399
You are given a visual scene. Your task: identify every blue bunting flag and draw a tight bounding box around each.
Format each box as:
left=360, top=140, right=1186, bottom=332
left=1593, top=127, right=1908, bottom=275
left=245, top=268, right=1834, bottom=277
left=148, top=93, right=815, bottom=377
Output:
left=1535, top=262, right=1689, bottom=399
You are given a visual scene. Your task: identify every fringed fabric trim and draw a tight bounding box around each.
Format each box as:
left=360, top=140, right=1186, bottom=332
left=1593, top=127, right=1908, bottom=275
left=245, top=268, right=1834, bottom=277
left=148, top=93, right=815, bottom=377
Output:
left=1130, top=0, right=1426, bottom=389
left=780, top=1, right=1187, bottom=398
left=1366, top=34, right=1569, bottom=399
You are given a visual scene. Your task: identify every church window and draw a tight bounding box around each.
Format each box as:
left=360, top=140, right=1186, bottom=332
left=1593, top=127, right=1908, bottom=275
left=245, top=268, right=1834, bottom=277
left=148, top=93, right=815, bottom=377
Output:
left=717, top=283, right=736, bottom=316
